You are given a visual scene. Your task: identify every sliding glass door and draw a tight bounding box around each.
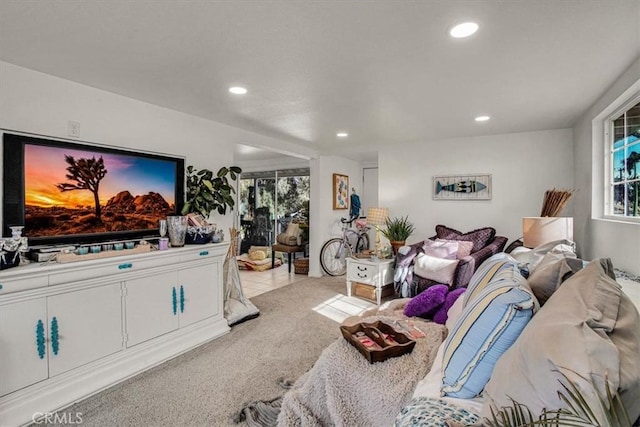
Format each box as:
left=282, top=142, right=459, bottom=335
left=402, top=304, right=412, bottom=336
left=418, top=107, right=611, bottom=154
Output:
left=239, top=168, right=309, bottom=253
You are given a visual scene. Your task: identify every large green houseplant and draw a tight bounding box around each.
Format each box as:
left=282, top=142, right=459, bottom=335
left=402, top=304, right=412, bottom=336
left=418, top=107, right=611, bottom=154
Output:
left=181, top=165, right=242, bottom=218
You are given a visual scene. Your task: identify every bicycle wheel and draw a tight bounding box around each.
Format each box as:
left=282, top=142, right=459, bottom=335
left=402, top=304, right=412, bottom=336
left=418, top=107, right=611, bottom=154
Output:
left=320, top=238, right=352, bottom=276
left=354, top=233, right=370, bottom=254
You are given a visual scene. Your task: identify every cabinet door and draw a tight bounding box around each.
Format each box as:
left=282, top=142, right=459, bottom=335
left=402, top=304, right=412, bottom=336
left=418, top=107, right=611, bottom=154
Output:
left=178, top=262, right=220, bottom=328
left=125, top=271, right=179, bottom=347
left=47, top=283, right=123, bottom=377
left=0, top=298, right=49, bottom=396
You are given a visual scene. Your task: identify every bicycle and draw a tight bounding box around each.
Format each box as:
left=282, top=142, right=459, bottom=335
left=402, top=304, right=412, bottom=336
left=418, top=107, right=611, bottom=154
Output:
left=320, top=215, right=370, bottom=276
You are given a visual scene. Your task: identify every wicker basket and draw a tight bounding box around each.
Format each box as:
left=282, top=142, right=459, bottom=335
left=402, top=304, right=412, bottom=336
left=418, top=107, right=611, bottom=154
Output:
left=294, top=258, right=309, bottom=274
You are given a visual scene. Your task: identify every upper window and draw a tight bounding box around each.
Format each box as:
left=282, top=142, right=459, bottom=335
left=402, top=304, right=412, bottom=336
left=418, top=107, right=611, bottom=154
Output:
left=608, top=99, right=640, bottom=219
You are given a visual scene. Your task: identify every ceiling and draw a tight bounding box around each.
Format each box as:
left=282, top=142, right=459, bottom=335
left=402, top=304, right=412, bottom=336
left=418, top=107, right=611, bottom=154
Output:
left=1, top=1, right=639, bottom=162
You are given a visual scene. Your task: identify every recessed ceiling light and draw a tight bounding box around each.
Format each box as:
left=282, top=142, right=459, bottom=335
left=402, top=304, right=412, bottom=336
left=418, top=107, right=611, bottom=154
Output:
left=336, top=132, right=349, bottom=138
left=229, top=86, right=248, bottom=95
left=475, top=115, right=490, bottom=122
left=449, top=22, right=479, bottom=38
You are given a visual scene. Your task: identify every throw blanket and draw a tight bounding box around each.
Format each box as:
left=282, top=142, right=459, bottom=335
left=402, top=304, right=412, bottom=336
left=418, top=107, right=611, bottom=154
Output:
left=277, top=305, right=446, bottom=427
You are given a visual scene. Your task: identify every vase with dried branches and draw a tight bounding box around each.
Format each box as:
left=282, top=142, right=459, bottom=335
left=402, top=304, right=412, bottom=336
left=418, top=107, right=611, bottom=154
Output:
left=540, top=188, right=576, bottom=217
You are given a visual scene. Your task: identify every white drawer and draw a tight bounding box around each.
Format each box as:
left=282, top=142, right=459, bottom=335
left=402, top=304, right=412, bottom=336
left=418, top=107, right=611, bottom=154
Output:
left=177, top=244, right=227, bottom=263
left=0, top=274, right=48, bottom=294
left=49, top=256, right=166, bottom=286
left=347, top=262, right=375, bottom=283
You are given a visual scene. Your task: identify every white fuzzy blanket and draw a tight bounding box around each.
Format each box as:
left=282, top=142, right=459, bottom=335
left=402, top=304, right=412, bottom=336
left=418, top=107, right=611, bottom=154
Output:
left=277, top=302, right=446, bottom=426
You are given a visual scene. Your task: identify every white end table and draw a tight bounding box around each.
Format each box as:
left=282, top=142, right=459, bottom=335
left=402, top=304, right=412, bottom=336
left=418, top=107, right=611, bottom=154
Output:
left=346, top=257, right=395, bottom=305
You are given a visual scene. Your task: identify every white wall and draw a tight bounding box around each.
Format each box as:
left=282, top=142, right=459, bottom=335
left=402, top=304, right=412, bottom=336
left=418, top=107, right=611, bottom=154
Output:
left=573, top=57, right=640, bottom=275
left=309, top=156, right=362, bottom=277
left=378, top=129, right=574, bottom=247
left=0, top=61, right=315, bottom=234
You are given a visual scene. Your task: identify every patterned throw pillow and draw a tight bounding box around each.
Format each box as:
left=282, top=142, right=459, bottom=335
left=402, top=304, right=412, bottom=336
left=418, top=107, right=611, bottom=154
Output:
left=435, top=225, right=496, bottom=253
left=441, top=254, right=537, bottom=399
left=395, top=397, right=480, bottom=427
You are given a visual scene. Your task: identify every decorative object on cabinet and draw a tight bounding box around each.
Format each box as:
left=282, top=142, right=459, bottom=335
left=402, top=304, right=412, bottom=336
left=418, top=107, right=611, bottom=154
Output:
left=366, top=207, right=389, bottom=258
left=182, top=165, right=242, bottom=217
left=0, top=228, right=29, bottom=270
left=167, top=215, right=188, bottom=247
left=381, top=215, right=415, bottom=254
left=332, top=173, right=349, bottom=210
left=433, top=173, right=491, bottom=200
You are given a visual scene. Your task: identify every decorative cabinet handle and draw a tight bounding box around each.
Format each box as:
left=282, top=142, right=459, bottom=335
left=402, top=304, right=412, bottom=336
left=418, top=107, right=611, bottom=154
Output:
left=172, top=287, right=177, bottom=315
left=118, top=263, right=133, bottom=269
left=199, top=251, right=209, bottom=256
left=36, top=320, right=46, bottom=359
left=357, top=272, right=368, bottom=279
left=50, top=317, right=60, bottom=356
left=357, top=266, right=368, bottom=271
left=180, top=285, right=185, bottom=313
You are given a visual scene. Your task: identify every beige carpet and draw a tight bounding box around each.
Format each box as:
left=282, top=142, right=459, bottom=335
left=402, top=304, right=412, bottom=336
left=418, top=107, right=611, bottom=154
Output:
left=46, top=275, right=350, bottom=427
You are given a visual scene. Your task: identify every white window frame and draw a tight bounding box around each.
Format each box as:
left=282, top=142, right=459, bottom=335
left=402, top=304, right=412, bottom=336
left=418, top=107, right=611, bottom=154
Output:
left=603, top=93, right=640, bottom=223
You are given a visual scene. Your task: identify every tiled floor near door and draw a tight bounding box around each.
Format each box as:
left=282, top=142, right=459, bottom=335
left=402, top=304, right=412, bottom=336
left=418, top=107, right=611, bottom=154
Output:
left=239, top=263, right=301, bottom=299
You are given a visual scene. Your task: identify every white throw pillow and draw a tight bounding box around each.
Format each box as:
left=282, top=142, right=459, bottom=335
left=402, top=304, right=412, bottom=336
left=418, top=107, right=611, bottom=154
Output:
left=413, top=253, right=459, bottom=285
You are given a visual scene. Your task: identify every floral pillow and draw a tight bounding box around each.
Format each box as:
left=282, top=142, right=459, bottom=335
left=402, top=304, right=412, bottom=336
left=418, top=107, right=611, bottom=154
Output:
left=435, top=225, right=496, bottom=253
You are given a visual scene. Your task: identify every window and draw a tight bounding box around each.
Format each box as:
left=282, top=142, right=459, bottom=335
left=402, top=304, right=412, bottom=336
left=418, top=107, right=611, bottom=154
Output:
left=607, top=98, right=640, bottom=219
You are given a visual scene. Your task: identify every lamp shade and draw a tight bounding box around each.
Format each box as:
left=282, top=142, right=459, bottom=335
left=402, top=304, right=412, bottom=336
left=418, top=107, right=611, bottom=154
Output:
left=366, top=207, right=389, bottom=225
left=522, top=217, right=573, bottom=248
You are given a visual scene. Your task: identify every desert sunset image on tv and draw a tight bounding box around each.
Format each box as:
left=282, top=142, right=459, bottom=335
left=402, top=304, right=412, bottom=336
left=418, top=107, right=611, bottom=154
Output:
left=24, top=144, right=177, bottom=238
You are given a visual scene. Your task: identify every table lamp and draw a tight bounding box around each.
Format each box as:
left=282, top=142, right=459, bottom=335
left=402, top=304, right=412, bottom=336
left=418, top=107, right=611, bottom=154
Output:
left=366, top=207, right=389, bottom=257
left=522, top=217, right=573, bottom=248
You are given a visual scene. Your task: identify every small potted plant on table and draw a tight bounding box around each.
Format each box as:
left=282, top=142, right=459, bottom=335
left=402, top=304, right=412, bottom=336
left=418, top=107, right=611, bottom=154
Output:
left=381, top=216, right=415, bottom=254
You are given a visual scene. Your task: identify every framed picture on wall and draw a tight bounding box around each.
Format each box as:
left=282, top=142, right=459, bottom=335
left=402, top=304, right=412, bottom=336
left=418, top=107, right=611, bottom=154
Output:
left=433, top=173, right=492, bottom=200
left=333, top=173, right=349, bottom=209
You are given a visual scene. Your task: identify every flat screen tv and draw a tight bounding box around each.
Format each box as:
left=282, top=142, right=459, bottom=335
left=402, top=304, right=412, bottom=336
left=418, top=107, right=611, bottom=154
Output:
left=2, top=133, right=185, bottom=248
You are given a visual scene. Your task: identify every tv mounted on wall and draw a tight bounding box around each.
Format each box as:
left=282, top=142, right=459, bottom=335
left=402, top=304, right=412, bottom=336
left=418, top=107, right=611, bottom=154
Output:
left=2, top=133, right=185, bottom=248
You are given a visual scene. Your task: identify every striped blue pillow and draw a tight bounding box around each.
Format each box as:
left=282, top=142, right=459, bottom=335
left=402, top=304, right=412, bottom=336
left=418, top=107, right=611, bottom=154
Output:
left=441, top=255, right=538, bottom=399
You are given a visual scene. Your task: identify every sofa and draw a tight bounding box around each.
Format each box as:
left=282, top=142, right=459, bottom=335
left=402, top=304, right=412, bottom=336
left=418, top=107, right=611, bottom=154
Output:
left=395, top=225, right=507, bottom=297
left=276, top=243, right=640, bottom=426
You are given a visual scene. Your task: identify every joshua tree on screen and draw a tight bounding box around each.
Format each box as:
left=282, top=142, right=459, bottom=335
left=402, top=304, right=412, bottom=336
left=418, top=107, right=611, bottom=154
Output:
left=57, top=155, right=108, bottom=221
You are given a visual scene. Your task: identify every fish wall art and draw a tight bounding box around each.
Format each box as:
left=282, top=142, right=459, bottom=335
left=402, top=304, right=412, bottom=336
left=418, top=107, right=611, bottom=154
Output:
left=433, top=174, right=492, bottom=200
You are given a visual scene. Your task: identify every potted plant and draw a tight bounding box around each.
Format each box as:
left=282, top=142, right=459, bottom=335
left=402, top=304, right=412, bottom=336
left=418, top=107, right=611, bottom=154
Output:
left=381, top=215, right=415, bottom=253
left=182, top=165, right=242, bottom=217
left=181, top=165, right=241, bottom=243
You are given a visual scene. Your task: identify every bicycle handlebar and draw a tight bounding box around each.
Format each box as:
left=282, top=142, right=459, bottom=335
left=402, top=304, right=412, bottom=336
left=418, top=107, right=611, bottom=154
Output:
left=340, top=214, right=360, bottom=224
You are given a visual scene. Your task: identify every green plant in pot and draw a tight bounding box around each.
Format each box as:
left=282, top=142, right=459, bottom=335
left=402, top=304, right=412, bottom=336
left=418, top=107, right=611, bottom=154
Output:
left=182, top=165, right=242, bottom=218
left=381, top=215, right=415, bottom=253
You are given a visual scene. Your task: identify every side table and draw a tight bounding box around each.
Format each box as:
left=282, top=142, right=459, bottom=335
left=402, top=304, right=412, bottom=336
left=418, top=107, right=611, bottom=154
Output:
left=346, top=257, right=395, bottom=305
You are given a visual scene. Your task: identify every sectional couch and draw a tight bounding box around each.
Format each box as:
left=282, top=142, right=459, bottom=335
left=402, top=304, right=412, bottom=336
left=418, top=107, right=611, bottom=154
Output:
left=278, top=242, right=640, bottom=426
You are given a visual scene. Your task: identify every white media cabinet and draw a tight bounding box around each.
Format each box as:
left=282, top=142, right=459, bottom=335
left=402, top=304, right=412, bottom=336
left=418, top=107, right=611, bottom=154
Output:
left=0, top=243, right=230, bottom=426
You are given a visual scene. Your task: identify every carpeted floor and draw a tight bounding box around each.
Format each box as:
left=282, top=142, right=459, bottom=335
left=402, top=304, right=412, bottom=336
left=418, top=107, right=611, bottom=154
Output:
left=44, top=275, right=353, bottom=427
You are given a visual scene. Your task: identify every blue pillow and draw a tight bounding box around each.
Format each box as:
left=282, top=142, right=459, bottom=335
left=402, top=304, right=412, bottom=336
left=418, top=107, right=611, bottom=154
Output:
left=440, top=256, right=538, bottom=398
